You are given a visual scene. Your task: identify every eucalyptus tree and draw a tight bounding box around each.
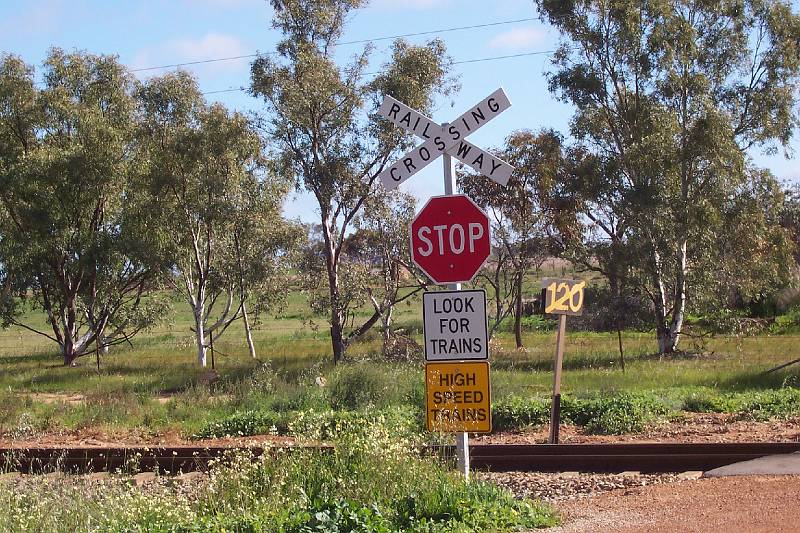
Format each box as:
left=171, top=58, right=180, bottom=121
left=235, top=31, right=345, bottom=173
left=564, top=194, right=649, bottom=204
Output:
left=350, top=191, right=427, bottom=356
left=138, top=72, right=298, bottom=367
left=537, top=0, right=800, bottom=353
left=251, top=0, right=456, bottom=362
left=460, top=130, right=570, bottom=347
left=0, top=50, right=170, bottom=366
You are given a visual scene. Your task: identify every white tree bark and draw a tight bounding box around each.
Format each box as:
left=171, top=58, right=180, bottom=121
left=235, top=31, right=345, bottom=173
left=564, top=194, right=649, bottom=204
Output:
left=668, top=239, right=688, bottom=351
left=242, top=301, right=257, bottom=359
left=195, top=303, right=207, bottom=367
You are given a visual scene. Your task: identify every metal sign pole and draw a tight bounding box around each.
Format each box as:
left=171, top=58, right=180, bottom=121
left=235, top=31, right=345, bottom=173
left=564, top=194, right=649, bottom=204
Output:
left=442, top=127, right=470, bottom=480
left=548, top=314, right=567, bottom=444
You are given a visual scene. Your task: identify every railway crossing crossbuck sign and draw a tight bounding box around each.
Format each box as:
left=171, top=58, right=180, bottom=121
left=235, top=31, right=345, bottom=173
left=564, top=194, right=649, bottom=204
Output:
left=377, top=88, right=514, bottom=189
left=375, top=87, right=516, bottom=477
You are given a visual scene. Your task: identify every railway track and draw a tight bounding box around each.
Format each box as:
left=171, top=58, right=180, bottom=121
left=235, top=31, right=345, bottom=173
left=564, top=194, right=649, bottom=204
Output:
left=2, top=442, right=798, bottom=474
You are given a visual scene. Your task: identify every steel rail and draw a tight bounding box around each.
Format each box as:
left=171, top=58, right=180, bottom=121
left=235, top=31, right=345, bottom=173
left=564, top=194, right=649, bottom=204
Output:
left=1, top=442, right=798, bottom=474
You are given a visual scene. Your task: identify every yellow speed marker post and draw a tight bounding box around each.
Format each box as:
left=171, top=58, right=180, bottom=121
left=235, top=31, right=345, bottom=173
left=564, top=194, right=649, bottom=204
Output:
left=542, top=278, right=586, bottom=444
left=425, top=361, right=491, bottom=433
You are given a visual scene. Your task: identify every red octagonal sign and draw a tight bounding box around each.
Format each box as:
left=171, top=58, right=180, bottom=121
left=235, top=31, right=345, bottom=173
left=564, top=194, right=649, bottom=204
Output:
left=410, top=194, right=491, bottom=284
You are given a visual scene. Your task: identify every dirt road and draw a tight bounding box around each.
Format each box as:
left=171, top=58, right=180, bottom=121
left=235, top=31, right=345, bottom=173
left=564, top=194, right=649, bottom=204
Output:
left=548, top=475, right=800, bottom=532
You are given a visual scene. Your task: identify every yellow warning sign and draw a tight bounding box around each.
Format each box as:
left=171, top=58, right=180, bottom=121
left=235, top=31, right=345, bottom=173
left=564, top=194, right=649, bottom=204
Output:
left=425, top=361, right=491, bottom=433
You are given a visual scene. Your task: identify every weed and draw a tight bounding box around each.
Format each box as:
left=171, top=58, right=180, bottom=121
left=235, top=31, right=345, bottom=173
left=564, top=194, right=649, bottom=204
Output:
left=9, top=412, right=37, bottom=440
left=565, top=394, right=668, bottom=435
left=491, top=393, right=669, bottom=435
left=327, top=363, right=417, bottom=411
left=192, top=410, right=290, bottom=439
left=681, top=389, right=736, bottom=412
left=0, top=417, right=557, bottom=532
left=492, top=396, right=550, bottom=431
left=288, top=407, right=422, bottom=442
left=733, top=388, right=800, bottom=420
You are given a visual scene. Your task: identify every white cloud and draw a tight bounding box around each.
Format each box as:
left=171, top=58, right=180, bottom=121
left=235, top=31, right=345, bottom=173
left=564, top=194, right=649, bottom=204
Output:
left=130, top=33, right=252, bottom=78
left=488, top=27, right=546, bottom=50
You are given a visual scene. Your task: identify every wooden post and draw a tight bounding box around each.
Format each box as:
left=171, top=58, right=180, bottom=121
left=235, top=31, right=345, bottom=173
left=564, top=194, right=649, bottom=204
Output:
left=549, top=314, right=567, bottom=444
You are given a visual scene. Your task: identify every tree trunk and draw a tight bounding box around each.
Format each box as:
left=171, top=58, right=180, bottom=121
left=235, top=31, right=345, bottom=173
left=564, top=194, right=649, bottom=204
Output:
left=322, top=216, right=345, bottom=364
left=381, top=304, right=393, bottom=356
left=330, top=317, right=345, bottom=364
left=513, top=268, right=524, bottom=349
left=654, top=245, right=687, bottom=356
left=668, top=239, right=688, bottom=352
left=651, top=249, right=676, bottom=355
left=242, top=301, right=257, bottom=359
left=63, top=345, right=79, bottom=367
left=194, top=304, right=207, bottom=367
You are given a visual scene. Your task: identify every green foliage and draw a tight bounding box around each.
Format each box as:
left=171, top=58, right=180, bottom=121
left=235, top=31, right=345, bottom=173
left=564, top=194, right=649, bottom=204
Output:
left=4, top=417, right=550, bottom=532
left=0, top=50, right=171, bottom=364
left=193, top=410, right=289, bottom=439
left=327, top=363, right=415, bottom=410
left=681, top=387, right=800, bottom=421
left=493, top=393, right=669, bottom=435
left=539, top=0, right=800, bottom=354
left=771, top=307, right=800, bottom=334
left=251, top=0, right=456, bottom=362
left=497, top=314, right=556, bottom=333
left=192, top=418, right=558, bottom=532
left=288, top=407, right=422, bottom=442
left=567, top=394, right=668, bottom=435
left=735, top=389, right=800, bottom=420
left=681, top=389, right=738, bottom=413
left=492, top=396, right=550, bottom=431
left=296, top=499, right=391, bottom=532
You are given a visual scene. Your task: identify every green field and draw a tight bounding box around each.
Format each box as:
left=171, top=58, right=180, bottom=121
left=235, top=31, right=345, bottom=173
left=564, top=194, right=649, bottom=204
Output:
left=1, top=285, right=798, bottom=440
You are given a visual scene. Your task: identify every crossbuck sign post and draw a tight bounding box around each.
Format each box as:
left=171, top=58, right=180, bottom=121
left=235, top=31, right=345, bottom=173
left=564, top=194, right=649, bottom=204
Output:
left=377, top=89, right=514, bottom=480
left=377, top=88, right=514, bottom=190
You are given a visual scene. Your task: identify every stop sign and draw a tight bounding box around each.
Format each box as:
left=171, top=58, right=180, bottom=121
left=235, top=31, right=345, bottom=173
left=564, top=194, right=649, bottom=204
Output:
left=410, top=194, right=491, bottom=284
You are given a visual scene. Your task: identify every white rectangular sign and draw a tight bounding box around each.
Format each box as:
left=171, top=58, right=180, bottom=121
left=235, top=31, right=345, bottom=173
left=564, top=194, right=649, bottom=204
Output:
left=378, top=88, right=512, bottom=189
left=423, top=289, right=488, bottom=361
left=378, top=95, right=513, bottom=186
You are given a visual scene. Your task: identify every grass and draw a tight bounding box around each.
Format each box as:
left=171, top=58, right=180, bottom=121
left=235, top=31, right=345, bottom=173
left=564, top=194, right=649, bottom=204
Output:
left=1, top=285, right=798, bottom=531
left=0, top=417, right=559, bottom=532
left=0, top=285, right=799, bottom=440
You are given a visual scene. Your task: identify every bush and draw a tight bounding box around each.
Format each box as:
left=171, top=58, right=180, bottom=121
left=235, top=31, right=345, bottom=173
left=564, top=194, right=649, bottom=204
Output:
left=679, top=387, right=800, bottom=420
left=195, top=417, right=558, bottom=532
left=564, top=393, right=668, bottom=435
left=288, top=407, right=423, bottom=442
left=734, top=388, right=800, bottom=420
left=492, top=396, right=550, bottom=431
left=497, top=315, right=556, bottom=333
left=771, top=306, right=800, bottom=334
left=193, top=410, right=289, bottom=439
left=327, top=363, right=415, bottom=410
left=491, top=393, right=668, bottom=435
left=681, top=389, right=736, bottom=413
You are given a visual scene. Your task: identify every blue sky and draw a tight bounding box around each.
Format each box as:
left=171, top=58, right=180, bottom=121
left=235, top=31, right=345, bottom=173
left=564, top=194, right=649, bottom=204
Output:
left=1, top=0, right=797, bottom=222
